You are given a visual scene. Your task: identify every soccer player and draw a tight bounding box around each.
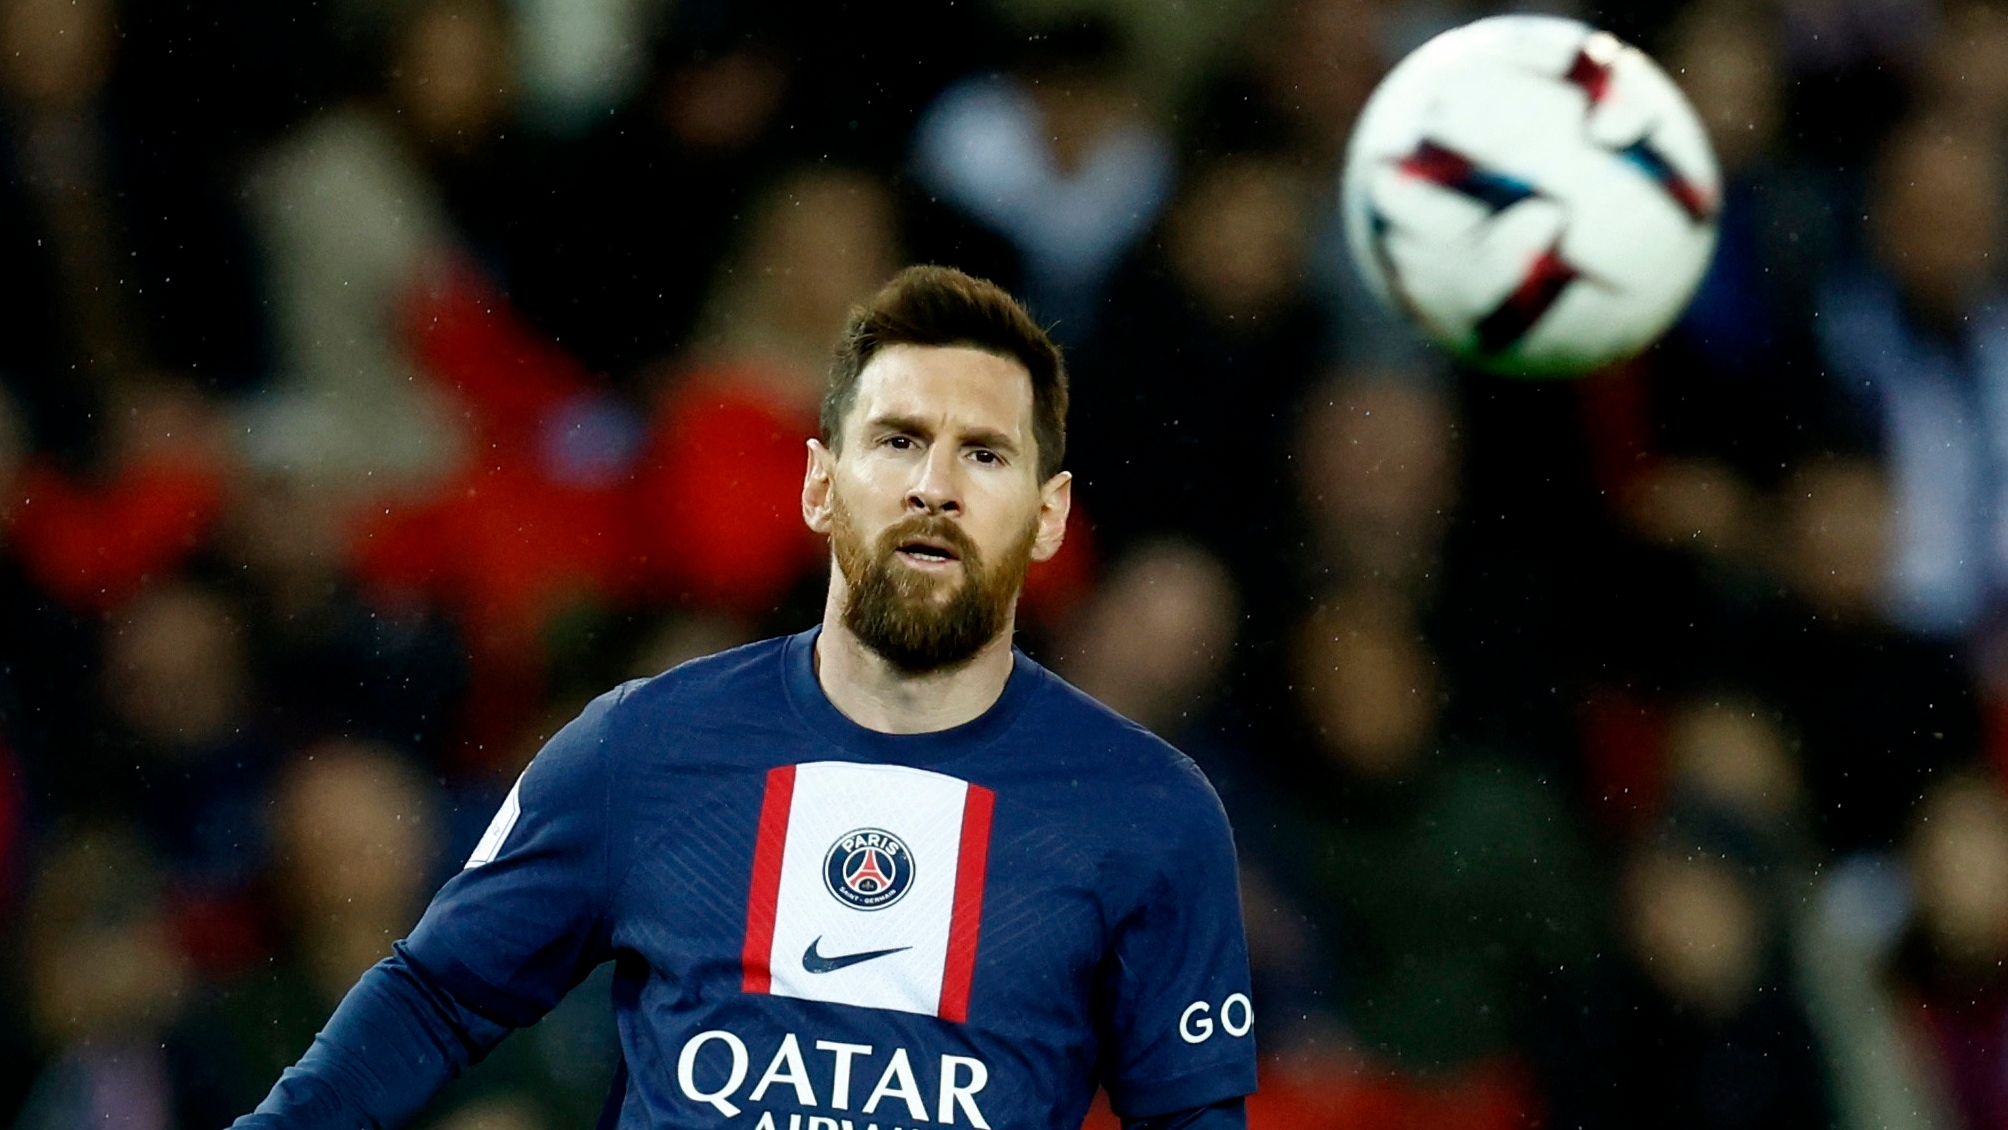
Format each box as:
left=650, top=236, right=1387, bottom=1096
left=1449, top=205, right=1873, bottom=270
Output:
left=235, top=266, right=1257, bottom=1130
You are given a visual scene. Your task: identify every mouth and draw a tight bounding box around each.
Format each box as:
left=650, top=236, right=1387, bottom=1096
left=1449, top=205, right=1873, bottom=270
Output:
left=895, top=537, right=963, bottom=568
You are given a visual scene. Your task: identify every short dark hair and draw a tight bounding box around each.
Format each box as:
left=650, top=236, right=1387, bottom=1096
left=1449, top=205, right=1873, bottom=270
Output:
left=823, top=265, right=1068, bottom=480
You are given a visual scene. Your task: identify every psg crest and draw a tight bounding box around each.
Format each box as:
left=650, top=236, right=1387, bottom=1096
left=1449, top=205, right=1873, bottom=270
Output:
left=823, top=828, right=914, bottom=911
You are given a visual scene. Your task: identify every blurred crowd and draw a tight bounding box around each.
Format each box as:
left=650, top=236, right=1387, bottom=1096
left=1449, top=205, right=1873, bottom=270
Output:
left=8, top=0, right=2008, bottom=1127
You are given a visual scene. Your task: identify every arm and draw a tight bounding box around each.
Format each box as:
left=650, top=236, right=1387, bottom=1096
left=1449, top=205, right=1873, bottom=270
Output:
left=234, top=946, right=509, bottom=1130
left=1097, top=758, right=1260, bottom=1122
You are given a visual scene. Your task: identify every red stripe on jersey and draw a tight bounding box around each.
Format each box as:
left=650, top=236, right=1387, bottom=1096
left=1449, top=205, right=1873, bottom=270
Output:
left=740, top=764, right=797, bottom=993
left=938, top=784, right=995, bottom=1023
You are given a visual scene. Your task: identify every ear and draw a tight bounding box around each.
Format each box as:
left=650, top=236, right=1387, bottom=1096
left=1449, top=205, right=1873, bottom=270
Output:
left=802, top=438, right=836, bottom=534
left=1029, top=470, right=1072, bottom=563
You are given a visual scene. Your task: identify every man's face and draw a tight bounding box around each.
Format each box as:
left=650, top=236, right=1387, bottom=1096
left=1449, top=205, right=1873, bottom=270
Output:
left=804, top=344, right=1070, bottom=672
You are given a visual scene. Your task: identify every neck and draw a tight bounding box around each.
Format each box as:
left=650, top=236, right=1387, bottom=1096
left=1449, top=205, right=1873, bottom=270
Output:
left=814, top=576, right=1018, bottom=734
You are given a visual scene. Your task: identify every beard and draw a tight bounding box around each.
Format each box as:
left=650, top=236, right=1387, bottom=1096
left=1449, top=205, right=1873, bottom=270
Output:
left=830, top=494, right=1038, bottom=674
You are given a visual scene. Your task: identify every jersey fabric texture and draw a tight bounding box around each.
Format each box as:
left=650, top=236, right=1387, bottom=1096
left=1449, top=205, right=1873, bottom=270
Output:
left=236, top=628, right=1257, bottom=1130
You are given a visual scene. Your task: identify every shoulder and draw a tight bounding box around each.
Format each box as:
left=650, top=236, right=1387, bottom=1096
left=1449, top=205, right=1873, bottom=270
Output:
left=602, top=633, right=796, bottom=733
left=518, top=635, right=795, bottom=801
left=1022, top=674, right=1241, bottom=923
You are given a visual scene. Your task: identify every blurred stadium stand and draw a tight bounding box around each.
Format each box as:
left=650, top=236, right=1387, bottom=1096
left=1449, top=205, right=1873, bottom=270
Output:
left=3, top=0, right=2008, bottom=1128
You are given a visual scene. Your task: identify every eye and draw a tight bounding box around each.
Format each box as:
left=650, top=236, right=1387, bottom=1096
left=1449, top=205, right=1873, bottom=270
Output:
left=884, top=435, right=916, bottom=451
left=970, top=448, right=1002, bottom=465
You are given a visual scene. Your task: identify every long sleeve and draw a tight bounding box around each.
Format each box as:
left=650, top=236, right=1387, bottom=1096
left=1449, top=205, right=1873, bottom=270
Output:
left=233, top=945, right=510, bottom=1130
left=1095, top=761, right=1258, bottom=1120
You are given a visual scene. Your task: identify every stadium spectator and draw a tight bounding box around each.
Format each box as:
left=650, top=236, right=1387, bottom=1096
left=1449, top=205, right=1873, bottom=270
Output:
left=238, top=0, right=521, bottom=493
left=1776, top=0, right=1930, bottom=167
left=1660, top=699, right=1816, bottom=882
left=1597, top=840, right=1832, bottom=1130
left=1736, top=459, right=1982, bottom=856
left=1847, top=775, right=2008, bottom=1130
left=1572, top=454, right=1976, bottom=856
left=91, top=582, right=282, bottom=973
left=495, top=15, right=797, bottom=381
left=267, top=744, right=437, bottom=1015
left=1225, top=0, right=1425, bottom=367
left=13, top=830, right=190, bottom=1130
left=910, top=16, right=1174, bottom=343
left=1556, top=696, right=1835, bottom=1129
left=1070, top=147, right=1324, bottom=614
left=0, top=0, right=263, bottom=464
left=344, top=262, right=639, bottom=775
left=1287, top=372, right=1582, bottom=774
left=1571, top=455, right=1965, bottom=854
left=1291, top=375, right=1457, bottom=601
left=1055, top=540, right=1238, bottom=738
left=1664, top=0, right=1802, bottom=372
left=217, top=469, right=466, bottom=762
left=1647, top=0, right=1842, bottom=479
left=1817, top=120, right=2008, bottom=639
left=1272, top=589, right=1600, bottom=1119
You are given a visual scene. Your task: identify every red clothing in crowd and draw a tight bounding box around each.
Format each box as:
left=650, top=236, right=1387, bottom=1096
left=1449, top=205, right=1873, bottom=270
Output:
left=354, top=263, right=633, bottom=656
left=8, top=455, right=226, bottom=613
left=629, top=366, right=825, bottom=617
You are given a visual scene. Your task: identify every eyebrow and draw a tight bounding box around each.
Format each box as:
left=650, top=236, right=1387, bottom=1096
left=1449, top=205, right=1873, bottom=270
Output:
left=868, top=414, right=1023, bottom=457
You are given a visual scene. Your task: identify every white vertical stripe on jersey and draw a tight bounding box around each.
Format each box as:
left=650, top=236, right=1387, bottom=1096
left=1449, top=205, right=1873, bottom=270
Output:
left=765, top=761, right=972, bottom=1016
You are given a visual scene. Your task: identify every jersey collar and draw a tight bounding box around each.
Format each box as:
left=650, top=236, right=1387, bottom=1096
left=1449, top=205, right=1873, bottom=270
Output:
left=782, top=626, right=1041, bottom=766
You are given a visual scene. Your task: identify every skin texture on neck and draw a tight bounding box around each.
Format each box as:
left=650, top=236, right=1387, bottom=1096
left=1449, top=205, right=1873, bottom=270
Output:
left=813, top=574, right=1019, bottom=733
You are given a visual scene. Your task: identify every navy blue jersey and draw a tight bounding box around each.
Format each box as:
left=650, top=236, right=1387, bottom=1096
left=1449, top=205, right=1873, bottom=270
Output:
left=245, top=629, right=1256, bottom=1130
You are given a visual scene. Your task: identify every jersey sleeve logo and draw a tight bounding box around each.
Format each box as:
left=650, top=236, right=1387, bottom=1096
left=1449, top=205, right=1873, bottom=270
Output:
left=825, top=829, right=913, bottom=910
left=741, top=762, right=995, bottom=1023
left=464, top=776, right=523, bottom=869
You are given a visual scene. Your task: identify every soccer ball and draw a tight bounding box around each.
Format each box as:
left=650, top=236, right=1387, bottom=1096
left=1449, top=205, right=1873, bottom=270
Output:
left=1341, top=15, right=1721, bottom=377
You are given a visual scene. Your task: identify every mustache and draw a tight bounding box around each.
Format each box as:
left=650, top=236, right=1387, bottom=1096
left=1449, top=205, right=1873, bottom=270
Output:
left=876, top=513, right=982, bottom=563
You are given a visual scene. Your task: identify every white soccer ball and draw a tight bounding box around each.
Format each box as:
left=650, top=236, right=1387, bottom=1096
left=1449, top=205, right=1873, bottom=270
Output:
left=1341, top=15, right=1721, bottom=377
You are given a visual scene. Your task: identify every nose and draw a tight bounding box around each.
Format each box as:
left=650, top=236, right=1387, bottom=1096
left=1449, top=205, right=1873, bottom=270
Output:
left=906, top=441, right=961, bottom=515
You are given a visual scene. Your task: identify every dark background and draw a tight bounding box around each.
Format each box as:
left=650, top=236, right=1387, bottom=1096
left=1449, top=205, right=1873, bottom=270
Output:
left=1, top=0, right=2003, bottom=1127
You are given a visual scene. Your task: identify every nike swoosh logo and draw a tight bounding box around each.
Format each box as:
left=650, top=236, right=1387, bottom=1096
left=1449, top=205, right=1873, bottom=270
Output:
left=802, top=937, right=911, bottom=974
